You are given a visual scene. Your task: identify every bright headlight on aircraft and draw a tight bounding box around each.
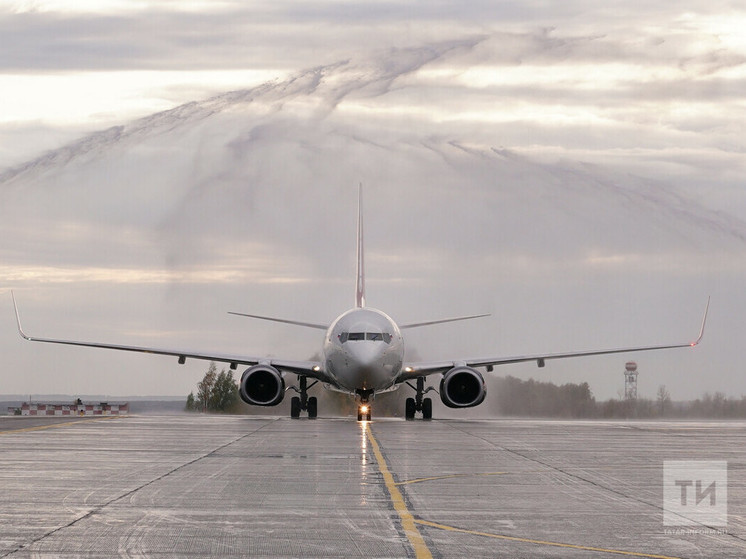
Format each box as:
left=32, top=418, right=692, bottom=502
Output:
left=360, top=405, right=369, bottom=414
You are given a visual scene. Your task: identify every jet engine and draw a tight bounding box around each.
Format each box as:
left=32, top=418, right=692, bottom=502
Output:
left=439, top=367, right=486, bottom=408
left=239, top=365, right=285, bottom=406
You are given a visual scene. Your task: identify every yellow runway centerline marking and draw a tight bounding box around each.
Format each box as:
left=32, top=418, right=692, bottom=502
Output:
left=365, top=423, right=433, bottom=559
left=0, top=416, right=122, bottom=435
left=414, top=519, right=684, bottom=559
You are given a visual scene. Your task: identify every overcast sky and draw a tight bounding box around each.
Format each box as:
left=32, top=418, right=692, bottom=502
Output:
left=1, top=1, right=745, bottom=404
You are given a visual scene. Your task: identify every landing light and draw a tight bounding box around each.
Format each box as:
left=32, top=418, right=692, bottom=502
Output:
left=360, top=405, right=369, bottom=414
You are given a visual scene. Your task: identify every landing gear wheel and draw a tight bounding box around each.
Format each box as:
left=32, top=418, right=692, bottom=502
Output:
left=307, top=397, right=318, bottom=419
left=289, top=376, right=319, bottom=418
left=405, top=398, right=416, bottom=420
left=422, top=398, right=432, bottom=420
left=405, top=377, right=436, bottom=420
left=357, top=404, right=371, bottom=422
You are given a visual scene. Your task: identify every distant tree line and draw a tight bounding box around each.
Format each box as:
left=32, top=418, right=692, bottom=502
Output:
left=493, top=376, right=596, bottom=418
left=185, top=364, right=746, bottom=419
left=491, top=376, right=746, bottom=419
left=185, top=362, right=241, bottom=413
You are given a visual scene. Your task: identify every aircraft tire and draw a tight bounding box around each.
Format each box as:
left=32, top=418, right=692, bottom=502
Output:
left=405, top=398, right=416, bottom=420
left=291, top=396, right=301, bottom=419
left=307, top=396, right=318, bottom=419
left=422, top=398, right=433, bottom=420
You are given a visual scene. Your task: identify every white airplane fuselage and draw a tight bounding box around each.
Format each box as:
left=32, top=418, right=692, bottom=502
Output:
left=322, top=307, right=404, bottom=395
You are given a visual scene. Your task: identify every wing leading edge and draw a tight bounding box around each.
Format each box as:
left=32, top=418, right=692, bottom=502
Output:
left=11, top=292, right=331, bottom=383
left=398, top=297, right=710, bottom=382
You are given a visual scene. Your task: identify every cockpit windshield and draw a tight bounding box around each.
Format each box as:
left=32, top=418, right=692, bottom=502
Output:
left=339, top=332, right=392, bottom=344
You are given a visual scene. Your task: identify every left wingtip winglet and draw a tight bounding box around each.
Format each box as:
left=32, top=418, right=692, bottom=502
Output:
left=691, top=296, right=710, bottom=347
left=10, top=290, right=31, bottom=341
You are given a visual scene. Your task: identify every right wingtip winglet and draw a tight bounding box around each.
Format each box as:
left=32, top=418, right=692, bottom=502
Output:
left=10, top=290, right=30, bottom=340
left=692, top=296, right=710, bottom=346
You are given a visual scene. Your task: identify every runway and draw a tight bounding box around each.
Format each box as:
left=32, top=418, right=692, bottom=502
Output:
left=0, top=415, right=744, bottom=558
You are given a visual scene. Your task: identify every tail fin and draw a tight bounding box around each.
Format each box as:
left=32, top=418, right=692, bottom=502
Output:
left=355, top=183, right=365, bottom=308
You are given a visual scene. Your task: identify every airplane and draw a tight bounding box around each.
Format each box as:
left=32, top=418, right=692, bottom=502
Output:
left=12, top=186, right=709, bottom=421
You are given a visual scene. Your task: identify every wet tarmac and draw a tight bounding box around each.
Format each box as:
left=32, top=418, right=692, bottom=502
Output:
left=0, top=415, right=744, bottom=558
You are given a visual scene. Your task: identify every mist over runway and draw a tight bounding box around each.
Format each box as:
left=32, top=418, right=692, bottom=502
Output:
left=0, top=415, right=744, bottom=558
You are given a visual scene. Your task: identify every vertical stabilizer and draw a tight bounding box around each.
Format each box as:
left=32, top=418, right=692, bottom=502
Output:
left=356, top=184, right=365, bottom=308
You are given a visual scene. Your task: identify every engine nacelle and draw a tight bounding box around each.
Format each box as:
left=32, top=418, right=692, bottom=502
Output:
left=239, top=365, right=285, bottom=406
left=440, top=367, right=486, bottom=408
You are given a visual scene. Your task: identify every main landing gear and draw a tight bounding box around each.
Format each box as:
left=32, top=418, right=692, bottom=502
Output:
left=405, top=376, right=435, bottom=420
left=289, top=376, right=318, bottom=419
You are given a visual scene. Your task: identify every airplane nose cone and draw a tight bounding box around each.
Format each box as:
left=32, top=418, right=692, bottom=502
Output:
left=348, top=343, right=382, bottom=367
left=346, top=343, right=389, bottom=388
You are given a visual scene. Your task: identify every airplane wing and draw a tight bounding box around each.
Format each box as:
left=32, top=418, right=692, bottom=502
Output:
left=398, top=298, right=709, bottom=383
left=11, top=292, right=332, bottom=383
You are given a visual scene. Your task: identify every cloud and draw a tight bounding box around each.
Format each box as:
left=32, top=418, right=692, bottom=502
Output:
left=1, top=3, right=745, bottom=401
left=3, top=39, right=744, bottom=278
left=1, top=2, right=743, bottom=72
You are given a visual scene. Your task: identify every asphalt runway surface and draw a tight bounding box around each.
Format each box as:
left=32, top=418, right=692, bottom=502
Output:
left=0, top=415, right=744, bottom=558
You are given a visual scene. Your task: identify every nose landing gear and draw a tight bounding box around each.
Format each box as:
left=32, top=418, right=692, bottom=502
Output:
left=357, top=404, right=372, bottom=422
left=356, top=389, right=373, bottom=421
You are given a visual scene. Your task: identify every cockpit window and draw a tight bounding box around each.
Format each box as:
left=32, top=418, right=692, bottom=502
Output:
left=339, top=332, right=392, bottom=344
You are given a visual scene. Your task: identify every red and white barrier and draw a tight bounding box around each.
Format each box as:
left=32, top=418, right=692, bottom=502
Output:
left=16, top=403, right=129, bottom=416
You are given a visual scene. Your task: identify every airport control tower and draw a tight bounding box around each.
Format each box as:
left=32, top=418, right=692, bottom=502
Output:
left=624, top=361, right=638, bottom=400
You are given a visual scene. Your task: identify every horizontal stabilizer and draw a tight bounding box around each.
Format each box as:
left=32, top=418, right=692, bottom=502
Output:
left=227, top=311, right=328, bottom=330
left=400, top=313, right=490, bottom=329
